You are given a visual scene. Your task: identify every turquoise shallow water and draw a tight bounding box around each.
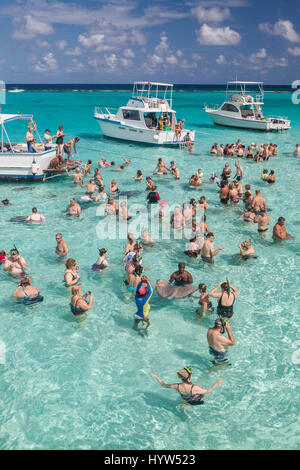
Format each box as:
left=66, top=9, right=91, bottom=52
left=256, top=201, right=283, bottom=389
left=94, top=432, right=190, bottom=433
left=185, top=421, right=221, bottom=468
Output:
left=0, top=90, right=299, bottom=450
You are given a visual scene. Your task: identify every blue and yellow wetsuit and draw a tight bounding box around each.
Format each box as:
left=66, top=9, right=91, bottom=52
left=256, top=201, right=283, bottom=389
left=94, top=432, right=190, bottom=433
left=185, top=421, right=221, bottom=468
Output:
left=135, top=281, right=153, bottom=320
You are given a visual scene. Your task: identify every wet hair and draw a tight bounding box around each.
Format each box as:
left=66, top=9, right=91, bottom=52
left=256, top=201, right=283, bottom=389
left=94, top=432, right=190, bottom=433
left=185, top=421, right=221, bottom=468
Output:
left=198, top=283, right=206, bottom=292
left=127, top=232, right=134, bottom=243
left=65, top=258, right=76, bottom=269
left=87, top=160, right=92, bottom=164
left=135, top=265, right=143, bottom=276
left=32, top=207, right=37, bottom=213
left=71, top=285, right=81, bottom=296
left=99, top=248, right=107, bottom=256
left=20, top=277, right=30, bottom=287
left=278, top=217, right=285, bottom=223
left=136, top=170, right=142, bottom=177
left=120, top=165, right=125, bottom=170
left=110, top=161, right=115, bottom=166
left=221, top=281, right=231, bottom=296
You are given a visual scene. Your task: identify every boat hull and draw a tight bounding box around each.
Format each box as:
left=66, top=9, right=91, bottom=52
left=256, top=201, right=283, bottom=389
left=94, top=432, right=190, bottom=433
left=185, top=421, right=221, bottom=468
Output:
left=0, top=149, right=56, bottom=181
left=94, top=115, right=195, bottom=146
left=206, top=110, right=290, bottom=131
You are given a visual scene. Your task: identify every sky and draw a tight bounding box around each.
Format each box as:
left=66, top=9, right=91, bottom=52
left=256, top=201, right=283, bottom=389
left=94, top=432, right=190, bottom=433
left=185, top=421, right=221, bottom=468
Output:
left=0, top=0, right=299, bottom=84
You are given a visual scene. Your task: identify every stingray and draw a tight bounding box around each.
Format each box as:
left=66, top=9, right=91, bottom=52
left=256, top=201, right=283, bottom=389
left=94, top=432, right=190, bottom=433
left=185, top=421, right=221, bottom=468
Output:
left=156, top=279, right=198, bottom=299
left=10, top=216, right=27, bottom=223
left=118, top=190, right=141, bottom=198
left=14, top=187, right=32, bottom=192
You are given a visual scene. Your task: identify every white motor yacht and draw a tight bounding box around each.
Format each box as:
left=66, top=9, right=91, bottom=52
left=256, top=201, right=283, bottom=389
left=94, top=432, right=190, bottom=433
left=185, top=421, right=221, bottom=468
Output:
left=204, top=81, right=290, bottom=131
left=94, top=81, right=195, bottom=146
left=0, top=112, right=57, bottom=181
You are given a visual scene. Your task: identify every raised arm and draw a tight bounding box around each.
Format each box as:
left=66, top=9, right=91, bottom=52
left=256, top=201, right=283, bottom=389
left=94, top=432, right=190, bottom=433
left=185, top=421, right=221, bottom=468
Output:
left=150, top=373, right=178, bottom=390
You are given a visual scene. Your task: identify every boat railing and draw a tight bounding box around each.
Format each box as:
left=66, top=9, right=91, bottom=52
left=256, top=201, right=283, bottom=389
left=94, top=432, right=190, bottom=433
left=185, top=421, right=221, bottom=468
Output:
left=94, top=106, right=118, bottom=116
left=267, top=115, right=289, bottom=121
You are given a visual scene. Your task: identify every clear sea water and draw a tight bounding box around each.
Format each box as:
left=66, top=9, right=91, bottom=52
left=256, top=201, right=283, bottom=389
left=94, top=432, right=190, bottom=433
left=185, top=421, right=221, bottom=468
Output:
left=0, top=86, right=299, bottom=450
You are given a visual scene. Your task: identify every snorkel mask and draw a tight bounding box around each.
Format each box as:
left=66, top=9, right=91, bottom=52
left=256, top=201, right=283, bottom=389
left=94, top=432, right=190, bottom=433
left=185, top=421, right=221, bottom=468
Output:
left=183, top=366, right=192, bottom=377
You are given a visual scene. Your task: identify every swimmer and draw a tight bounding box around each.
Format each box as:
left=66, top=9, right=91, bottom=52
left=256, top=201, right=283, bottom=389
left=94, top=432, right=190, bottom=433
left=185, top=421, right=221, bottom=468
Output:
left=3, top=248, right=28, bottom=278
left=254, top=209, right=270, bottom=232
left=221, top=163, right=232, bottom=181
left=184, top=236, right=200, bottom=258
left=228, top=183, right=240, bottom=204
left=130, top=170, right=143, bottom=181
left=94, top=168, right=103, bottom=187
left=92, top=248, right=119, bottom=271
left=124, top=233, right=135, bottom=255
left=273, top=217, right=294, bottom=240
left=70, top=285, right=93, bottom=316
left=12, top=276, right=43, bottom=303
left=140, top=228, right=154, bottom=247
left=154, top=158, right=167, bottom=175
left=109, top=179, right=119, bottom=194
left=210, top=142, right=218, bottom=154
left=125, top=264, right=143, bottom=293
left=66, top=198, right=81, bottom=217
left=218, top=181, right=229, bottom=205
left=293, top=143, right=300, bottom=156
left=261, top=169, right=268, bottom=181
left=209, top=282, right=239, bottom=319
left=157, top=201, right=167, bottom=220
left=189, top=174, right=201, bottom=187
left=94, top=187, right=108, bottom=203
left=64, top=258, right=80, bottom=287
left=82, top=160, right=92, bottom=177
left=66, top=167, right=84, bottom=184
left=234, top=162, right=243, bottom=181
left=245, top=146, right=254, bottom=159
left=169, top=262, right=193, bottom=286
left=26, top=207, right=46, bottom=224
left=0, top=197, right=12, bottom=207
left=169, top=161, right=180, bottom=180
left=209, top=173, right=220, bottom=184
left=252, top=190, right=267, bottom=213
left=120, top=200, right=131, bottom=221
left=238, top=240, right=256, bottom=259
left=81, top=179, right=97, bottom=198
left=201, top=233, right=224, bottom=264
left=146, top=176, right=155, bottom=191
left=105, top=197, right=119, bottom=215
left=113, top=157, right=131, bottom=171
left=55, top=233, right=69, bottom=258
left=198, top=196, right=209, bottom=211
left=267, top=170, right=276, bottom=184
left=207, top=318, right=235, bottom=365
left=196, top=283, right=214, bottom=316
left=150, top=368, right=223, bottom=406
left=239, top=208, right=255, bottom=223
left=147, top=186, right=160, bottom=204
left=170, top=206, right=185, bottom=230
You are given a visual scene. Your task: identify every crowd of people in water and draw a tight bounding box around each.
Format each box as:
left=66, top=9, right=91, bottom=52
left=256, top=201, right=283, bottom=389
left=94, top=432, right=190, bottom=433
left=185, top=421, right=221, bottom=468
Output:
left=0, top=132, right=296, bottom=407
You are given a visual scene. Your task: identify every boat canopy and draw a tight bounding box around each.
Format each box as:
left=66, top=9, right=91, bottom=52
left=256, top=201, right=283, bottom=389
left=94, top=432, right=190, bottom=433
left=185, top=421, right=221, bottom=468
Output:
left=132, top=81, right=174, bottom=109
left=0, top=114, right=33, bottom=125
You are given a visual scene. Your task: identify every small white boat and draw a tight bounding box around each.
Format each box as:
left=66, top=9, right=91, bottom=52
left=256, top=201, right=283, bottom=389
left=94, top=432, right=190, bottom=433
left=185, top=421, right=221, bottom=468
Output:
left=0, top=112, right=57, bottom=181
left=204, top=81, right=290, bottom=131
left=94, top=81, right=195, bottom=146
left=8, top=88, right=25, bottom=93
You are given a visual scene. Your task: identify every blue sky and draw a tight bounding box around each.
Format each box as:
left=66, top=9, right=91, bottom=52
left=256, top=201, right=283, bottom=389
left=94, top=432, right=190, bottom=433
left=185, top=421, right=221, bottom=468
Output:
left=0, top=0, right=299, bottom=83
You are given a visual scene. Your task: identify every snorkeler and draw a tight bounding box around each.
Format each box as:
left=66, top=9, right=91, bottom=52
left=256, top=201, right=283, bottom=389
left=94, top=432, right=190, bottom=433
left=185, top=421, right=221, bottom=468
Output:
left=207, top=318, right=235, bottom=365
left=238, top=240, right=256, bottom=259
left=209, top=282, right=239, bottom=319
left=150, top=367, right=223, bottom=405
left=3, top=248, right=28, bottom=278
left=12, top=276, right=43, bottom=304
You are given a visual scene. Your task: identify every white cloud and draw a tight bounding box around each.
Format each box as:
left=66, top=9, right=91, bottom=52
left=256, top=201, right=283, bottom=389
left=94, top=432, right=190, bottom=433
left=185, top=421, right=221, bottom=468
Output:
left=36, top=39, right=50, bottom=48
left=287, top=46, right=300, bottom=56
left=249, top=48, right=267, bottom=63
left=259, top=20, right=300, bottom=42
left=65, top=47, right=82, bottom=56
left=34, top=52, right=58, bottom=72
left=56, top=40, right=67, bottom=50
left=12, top=14, right=54, bottom=40
left=123, top=48, right=135, bottom=59
left=196, top=23, right=241, bottom=45
left=191, top=6, right=230, bottom=23
left=65, top=59, right=84, bottom=73
left=191, top=52, right=202, bottom=61
left=216, top=54, right=227, bottom=64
